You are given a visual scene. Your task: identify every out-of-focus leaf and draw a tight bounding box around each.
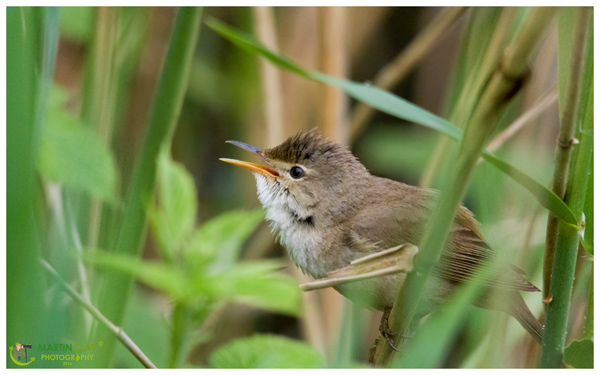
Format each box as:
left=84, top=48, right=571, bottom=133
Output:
left=183, top=209, right=264, bottom=272
left=205, top=261, right=301, bottom=316
left=207, top=19, right=578, bottom=226
left=150, top=150, right=197, bottom=258
left=59, top=7, right=94, bottom=44
left=115, top=289, right=171, bottom=368
left=83, top=251, right=189, bottom=300
left=564, top=339, right=593, bottom=369
left=209, top=334, right=325, bottom=368
left=38, top=90, right=118, bottom=203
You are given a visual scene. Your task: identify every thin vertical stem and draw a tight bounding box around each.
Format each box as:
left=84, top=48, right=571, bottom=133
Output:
left=253, top=6, right=284, bottom=147
left=322, top=6, right=348, bottom=144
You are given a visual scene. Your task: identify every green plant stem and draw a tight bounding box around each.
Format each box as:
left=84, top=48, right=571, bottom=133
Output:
left=420, top=7, right=512, bottom=188
left=540, top=27, right=593, bottom=366
left=371, top=7, right=556, bottom=366
left=7, top=6, right=47, bottom=351
left=94, top=7, right=202, bottom=366
left=169, top=302, right=190, bottom=368
left=349, top=7, right=466, bottom=141
left=40, top=260, right=156, bottom=368
left=543, top=8, right=590, bottom=301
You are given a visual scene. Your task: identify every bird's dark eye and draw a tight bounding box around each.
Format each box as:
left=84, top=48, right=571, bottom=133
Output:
left=290, top=166, right=305, bottom=179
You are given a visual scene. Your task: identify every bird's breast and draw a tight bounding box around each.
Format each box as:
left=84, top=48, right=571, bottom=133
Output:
left=265, top=205, right=330, bottom=278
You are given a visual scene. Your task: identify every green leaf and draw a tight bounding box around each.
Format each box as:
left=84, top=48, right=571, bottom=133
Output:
left=150, top=150, right=198, bottom=258
left=38, top=89, right=119, bottom=203
left=209, top=334, right=325, bottom=368
left=206, top=261, right=302, bottom=316
left=84, top=251, right=190, bottom=300
left=207, top=19, right=578, bottom=226
left=482, top=153, right=577, bottom=224
left=316, top=73, right=463, bottom=139
left=183, top=209, right=265, bottom=272
left=206, top=18, right=311, bottom=80
left=564, top=339, right=593, bottom=369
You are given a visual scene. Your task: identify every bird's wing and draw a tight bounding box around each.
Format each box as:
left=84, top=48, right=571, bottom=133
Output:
left=435, top=207, right=540, bottom=292
left=345, top=187, right=539, bottom=292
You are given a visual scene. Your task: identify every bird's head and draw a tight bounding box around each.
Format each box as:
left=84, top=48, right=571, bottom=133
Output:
left=221, top=130, right=369, bottom=224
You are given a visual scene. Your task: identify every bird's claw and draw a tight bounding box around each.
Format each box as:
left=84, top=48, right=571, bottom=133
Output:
left=379, top=307, right=399, bottom=352
left=379, top=307, right=413, bottom=352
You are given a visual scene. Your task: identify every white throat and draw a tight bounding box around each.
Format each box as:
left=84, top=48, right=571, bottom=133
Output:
left=254, top=174, right=328, bottom=278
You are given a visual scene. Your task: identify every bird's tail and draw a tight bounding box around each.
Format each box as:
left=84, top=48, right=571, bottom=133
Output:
left=511, top=295, right=543, bottom=344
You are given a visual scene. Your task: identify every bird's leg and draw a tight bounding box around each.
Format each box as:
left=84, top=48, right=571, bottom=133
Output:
left=379, top=307, right=399, bottom=351
left=378, top=307, right=416, bottom=352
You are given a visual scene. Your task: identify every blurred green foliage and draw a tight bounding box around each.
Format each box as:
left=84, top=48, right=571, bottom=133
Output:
left=209, top=334, right=325, bottom=368
left=86, top=150, right=301, bottom=365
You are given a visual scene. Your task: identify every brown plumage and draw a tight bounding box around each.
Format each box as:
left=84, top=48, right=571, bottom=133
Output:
left=222, top=130, right=543, bottom=343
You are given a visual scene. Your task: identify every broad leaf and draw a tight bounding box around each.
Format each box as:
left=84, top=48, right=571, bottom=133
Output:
left=183, top=209, right=265, bottom=272
left=209, top=334, right=325, bottom=368
left=564, top=339, right=593, bottom=369
left=204, top=261, right=301, bottom=316
left=207, top=19, right=577, bottom=226
left=38, top=91, right=118, bottom=203
left=84, top=251, right=190, bottom=300
left=150, top=150, right=198, bottom=258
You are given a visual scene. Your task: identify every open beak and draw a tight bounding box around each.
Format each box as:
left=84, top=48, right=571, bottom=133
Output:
left=220, top=140, right=279, bottom=178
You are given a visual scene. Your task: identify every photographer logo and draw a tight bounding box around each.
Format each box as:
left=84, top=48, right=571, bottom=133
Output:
left=9, top=342, right=35, bottom=366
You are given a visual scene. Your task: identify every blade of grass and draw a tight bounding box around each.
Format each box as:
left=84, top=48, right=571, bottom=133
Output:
left=94, top=7, right=203, bottom=366
left=7, top=7, right=59, bottom=356
left=207, top=18, right=577, bottom=226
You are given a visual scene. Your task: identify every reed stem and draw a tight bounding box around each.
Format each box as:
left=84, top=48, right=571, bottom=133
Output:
left=542, top=7, right=590, bottom=301
left=540, top=11, right=592, bottom=365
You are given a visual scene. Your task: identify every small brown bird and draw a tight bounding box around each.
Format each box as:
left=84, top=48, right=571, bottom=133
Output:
left=221, top=130, right=543, bottom=343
